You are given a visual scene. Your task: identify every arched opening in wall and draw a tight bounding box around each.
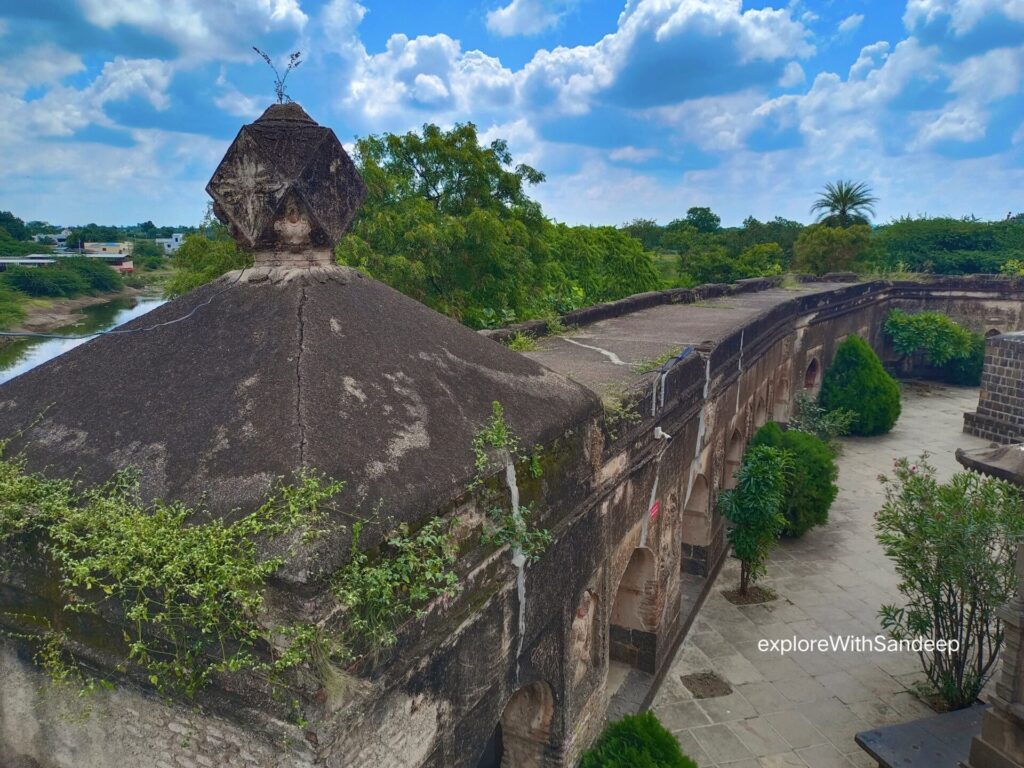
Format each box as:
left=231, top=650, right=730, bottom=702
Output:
left=681, top=473, right=710, bottom=574
left=724, top=429, right=744, bottom=490
left=986, top=328, right=1001, bottom=338
left=476, top=681, right=555, bottom=768
left=755, top=395, right=767, bottom=427
left=609, top=547, right=659, bottom=673
left=774, top=378, right=789, bottom=421
left=803, top=358, right=820, bottom=390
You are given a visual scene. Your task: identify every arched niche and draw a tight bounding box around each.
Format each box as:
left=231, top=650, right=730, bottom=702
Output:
left=477, top=681, right=556, bottom=768
left=803, top=357, right=820, bottom=390
left=724, top=429, right=744, bottom=490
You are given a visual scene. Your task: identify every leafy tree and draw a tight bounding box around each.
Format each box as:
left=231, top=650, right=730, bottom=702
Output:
left=883, top=310, right=985, bottom=386
left=0, top=285, right=26, bottom=329
left=580, top=712, right=697, bottom=768
left=810, top=180, right=878, bottom=228
left=339, top=122, right=658, bottom=327
left=751, top=422, right=838, bottom=537
left=792, top=223, right=872, bottom=274
left=165, top=233, right=251, bottom=297
left=735, top=242, right=784, bottom=278
left=1000, top=258, right=1024, bottom=276
left=0, top=228, right=51, bottom=257
left=873, top=216, right=1024, bottom=274
left=819, top=336, right=901, bottom=436
left=684, top=206, right=721, bottom=234
left=724, top=216, right=804, bottom=263
left=876, top=456, right=1024, bottom=710
left=719, top=445, right=791, bottom=595
left=2, top=264, right=89, bottom=298
left=0, top=211, right=29, bottom=241
left=132, top=239, right=166, bottom=270
left=786, top=390, right=855, bottom=450
left=620, top=218, right=663, bottom=250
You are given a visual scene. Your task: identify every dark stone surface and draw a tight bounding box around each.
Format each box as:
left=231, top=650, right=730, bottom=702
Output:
left=956, top=445, right=1024, bottom=485
left=855, top=704, right=988, bottom=768
left=0, top=266, right=599, bottom=585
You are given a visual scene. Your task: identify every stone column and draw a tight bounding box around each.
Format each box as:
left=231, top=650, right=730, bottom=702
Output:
left=965, top=542, right=1024, bottom=768
left=964, top=332, right=1024, bottom=445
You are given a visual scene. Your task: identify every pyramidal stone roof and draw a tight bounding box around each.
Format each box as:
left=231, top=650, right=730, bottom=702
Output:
left=0, top=104, right=599, bottom=584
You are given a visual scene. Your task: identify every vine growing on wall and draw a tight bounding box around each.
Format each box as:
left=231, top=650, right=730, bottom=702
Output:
left=471, top=401, right=550, bottom=561
left=0, top=447, right=342, bottom=696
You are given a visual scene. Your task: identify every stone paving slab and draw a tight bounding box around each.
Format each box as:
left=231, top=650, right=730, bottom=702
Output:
left=652, top=382, right=992, bottom=768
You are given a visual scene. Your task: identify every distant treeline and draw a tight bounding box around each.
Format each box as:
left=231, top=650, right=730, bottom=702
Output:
left=621, top=210, right=1024, bottom=287
left=0, top=211, right=196, bottom=253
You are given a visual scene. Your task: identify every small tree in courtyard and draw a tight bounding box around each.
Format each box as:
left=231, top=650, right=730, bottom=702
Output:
left=580, top=711, right=697, bottom=768
left=876, top=456, right=1024, bottom=711
left=719, top=445, right=791, bottom=596
left=751, top=422, right=838, bottom=538
left=819, top=336, right=901, bottom=436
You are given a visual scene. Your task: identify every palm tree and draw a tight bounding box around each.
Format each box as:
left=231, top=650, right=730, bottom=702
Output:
left=810, top=180, right=878, bottom=228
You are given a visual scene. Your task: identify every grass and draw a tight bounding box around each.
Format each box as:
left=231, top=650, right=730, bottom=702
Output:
left=504, top=332, right=539, bottom=352
left=631, top=346, right=683, bottom=373
left=0, top=285, right=26, bottom=330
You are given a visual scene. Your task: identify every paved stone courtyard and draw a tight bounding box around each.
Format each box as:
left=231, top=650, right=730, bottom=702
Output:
left=651, top=382, right=993, bottom=768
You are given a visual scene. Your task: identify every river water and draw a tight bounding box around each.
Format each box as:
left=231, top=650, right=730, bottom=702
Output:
left=0, top=295, right=166, bottom=385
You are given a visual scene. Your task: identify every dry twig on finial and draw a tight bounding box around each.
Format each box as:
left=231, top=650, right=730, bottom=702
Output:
left=253, top=47, right=302, bottom=104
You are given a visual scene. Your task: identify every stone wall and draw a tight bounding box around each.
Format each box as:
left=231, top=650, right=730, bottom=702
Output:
left=964, top=331, right=1024, bottom=444
left=4, top=277, right=1023, bottom=768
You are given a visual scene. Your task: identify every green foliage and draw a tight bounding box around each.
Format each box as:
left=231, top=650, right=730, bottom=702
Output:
left=718, top=445, right=791, bottom=594
left=872, top=216, right=1024, bottom=274
left=683, top=206, right=721, bottom=234
left=0, top=451, right=343, bottom=696
left=332, top=516, right=459, bottom=657
left=0, top=211, right=29, bottom=241
left=1, top=257, right=122, bottom=298
left=0, top=284, right=27, bottom=329
left=1000, top=258, right=1024, bottom=276
left=793, top=223, right=872, bottom=274
left=672, top=227, right=783, bottom=285
left=602, top=390, right=642, bottom=442
left=132, top=239, right=166, bottom=270
left=632, top=346, right=683, bottom=373
left=471, top=401, right=552, bottom=561
left=505, top=332, right=538, bottom=352
left=751, top=422, right=838, bottom=537
left=2, top=264, right=89, bottom=297
left=580, top=712, right=697, bottom=768
left=810, top=180, right=878, bottom=228
left=820, top=336, right=901, bottom=436
left=620, top=218, right=663, bottom=250
left=884, top=309, right=975, bottom=365
left=165, top=233, right=252, bottom=297
left=884, top=309, right=985, bottom=385
left=336, top=123, right=659, bottom=327
left=876, top=456, right=1024, bottom=710
left=0, top=226, right=50, bottom=256
left=786, top=390, right=855, bottom=450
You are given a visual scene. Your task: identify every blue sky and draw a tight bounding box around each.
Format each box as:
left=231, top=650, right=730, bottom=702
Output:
left=0, top=0, right=1021, bottom=227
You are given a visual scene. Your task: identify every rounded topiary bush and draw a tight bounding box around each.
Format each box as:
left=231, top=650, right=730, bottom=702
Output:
left=751, top=422, right=838, bottom=537
left=579, top=712, right=697, bottom=768
left=819, top=336, right=901, bottom=436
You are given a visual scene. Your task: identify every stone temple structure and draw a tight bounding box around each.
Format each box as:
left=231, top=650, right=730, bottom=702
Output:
left=2, top=105, right=1024, bottom=768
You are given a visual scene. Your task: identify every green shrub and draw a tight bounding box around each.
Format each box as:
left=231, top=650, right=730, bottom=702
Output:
left=719, top=445, right=791, bottom=594
left=751, top=422, right=838, bottom=537
left=876, top=456, right=1024, bottom=710
left=580, top=712, right=697, bottom=768
left=0, top=284, right=26, bottom=329
left=2, top=264, right=89, bottom=297
left=62, top=256, right=124, bottom=293
left=939, top=332, right=985, bottom=386
left=820, top=336, right=901, bottom=436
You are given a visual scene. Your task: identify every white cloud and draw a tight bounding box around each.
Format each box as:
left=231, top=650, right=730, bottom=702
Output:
left=838, top=14, right=864, bottom=34
left=608, top=145, right=659, bottom=162
left=649, top=90, right=768, bottom=151
left=486, top=0, right=573, bottom=37
left=849, top=41, right=890, bottom=79
left=904, top=0, right=1024, bottom=35
left=779, top=61, right=805, bottom=87
left=0, top=43, right=85, bottom=93
left=77, top=0, right=308, bottom=59
left=947, top=46, right=1024, bottom=101
left=214, top=69, right=262, bottom=118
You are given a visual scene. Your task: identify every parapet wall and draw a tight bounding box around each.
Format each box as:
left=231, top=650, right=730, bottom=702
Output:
left=964, top=331, right=1024, bottom=444
left=3, top=275, right=1023, bottom=768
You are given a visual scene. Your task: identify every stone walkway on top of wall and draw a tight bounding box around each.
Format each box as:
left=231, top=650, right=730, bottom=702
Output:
left=650, top=382, right=993, bottom=768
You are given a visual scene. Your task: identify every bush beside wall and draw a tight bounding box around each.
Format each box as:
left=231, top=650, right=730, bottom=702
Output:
left=579, top=712, right=698, bottom=768
left=820, top=336, right=901, bottom=436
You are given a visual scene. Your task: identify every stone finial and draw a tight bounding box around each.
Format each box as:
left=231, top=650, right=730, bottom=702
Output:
left=206, top=102, right=367, bottom=267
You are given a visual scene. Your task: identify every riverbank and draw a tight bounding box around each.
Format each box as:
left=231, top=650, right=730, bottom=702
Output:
left=9, top=286, right=161, bottom=333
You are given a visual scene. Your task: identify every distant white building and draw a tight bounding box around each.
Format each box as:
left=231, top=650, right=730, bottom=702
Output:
left=32, top=228, right=71, bottom=246
left=155, top=233, right=185, bottom=254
